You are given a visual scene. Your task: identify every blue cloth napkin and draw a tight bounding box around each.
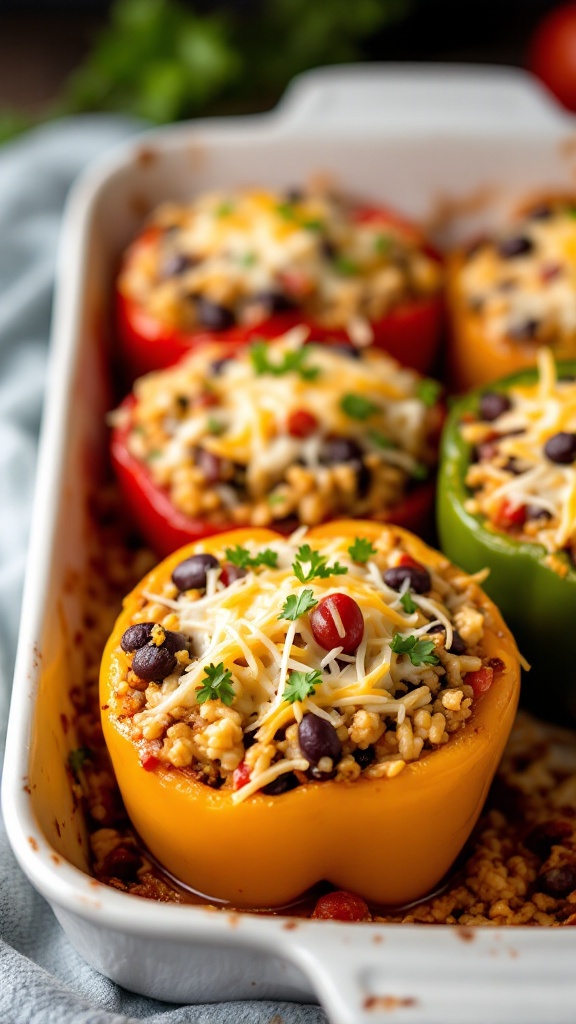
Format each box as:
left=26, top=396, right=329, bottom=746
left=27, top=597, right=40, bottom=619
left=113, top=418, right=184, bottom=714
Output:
left=0, top=116, right=326, bottom=1024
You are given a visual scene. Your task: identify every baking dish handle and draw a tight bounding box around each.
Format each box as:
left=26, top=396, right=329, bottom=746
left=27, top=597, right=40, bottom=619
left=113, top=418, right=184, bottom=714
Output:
left=288, top=925, right=576, bottom=1024
left=275, top=64, right=571, bottom=135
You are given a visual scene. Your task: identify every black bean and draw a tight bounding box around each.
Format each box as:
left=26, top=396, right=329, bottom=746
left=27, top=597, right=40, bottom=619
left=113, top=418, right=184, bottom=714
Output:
left=559, top=374, right=576, bottom=383
left=162, top=629, right=188, bottom=654
left=321, top=436, right=364, bottom=465
left=537, top=864, right=576, bottom=898
left=306, top=764, right=336, bottom=781
left=383, top=565, right=431, bottom=594
left=132, top=644, right=177, bottom=682
left=524, top=820, right=573, bottom=859
left=298, top=714, right=342, bottom=766
left=544, top=431, right=576, bottom=465
left=525, top=505, right=552, bottom=522
left=498, top=236, right=534, bottom=259
left=210, top=357, right=232, bottom=376
left=503, top=457, right=525, bottom=476
left=284, top=187, right=304, bottom=203
left=195, top=297, right=235, bottom=331
left=426, top=623, right=466, bottom=655
left=262, top=771, right=299, bottom=795
left=175, top=394, right=189, bottom=412
left=508, top=318, right=539, bottom=342
left=352, top=745, right=375, bottom=770
left=163, top=253, right=197, bottom=277
left=320, top=238, right=337, bottom=260
left=251, top=290, right=297, bottom=314
left=479, top=391, right=512, bottom=422
left=528, top=204, right=553, bottom=220
left=120, top=622, right=155, bottom=652
left=172, top=553, right=220, bottom=592
left=194, top=447, right=222, bottom=483
left=220, top=563, right=248, bottom=587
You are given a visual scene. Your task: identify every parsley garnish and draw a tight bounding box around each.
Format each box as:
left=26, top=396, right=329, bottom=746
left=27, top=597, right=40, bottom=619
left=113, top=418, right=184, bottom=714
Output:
left=249, top=341, right=320, bottom=381
left=68, top=746, right=91, bottom=778
left=276, top=201, right=298, bottom=221
left=375, top=233, right=392, bottom=255
left=279, top=589, right=318, bottom=621
left=368, top=430, right=396, bottom=450
left=216, top=201, right=234, bottom=217
left=292, top=544, right=348, bottom=584
left=389, top=634, right=439, bottom=667
left=284, top=669, right=322, bottom=704
left=224, top=545, right=278, bottom=570
left=341, top=393, right=379, bottom=421
left=348, top=537, right=377, bottom=563
left=400, top=591, right=418, bottom=614
left=268, top=493, right=286, bottom=506
left=196, top=663, right=235, bottom=705
left=335, top=255, right=359, bottom=276
left=416, top=378, right=442, bottom=408
left=206, top=416, right=225, bottom=435
left=302, top=218, right=324, bottom=231
left=410, top=461, right=429, bottom=481
left=239, top=252, right=257, bottom=266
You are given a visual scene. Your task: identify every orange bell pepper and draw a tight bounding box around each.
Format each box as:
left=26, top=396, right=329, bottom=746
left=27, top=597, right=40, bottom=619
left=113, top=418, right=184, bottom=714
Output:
left=100, top=521, right=520, bottom=910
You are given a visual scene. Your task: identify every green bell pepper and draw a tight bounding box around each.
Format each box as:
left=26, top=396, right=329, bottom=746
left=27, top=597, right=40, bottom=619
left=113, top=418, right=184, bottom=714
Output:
left=437, top=362, right=576, bottom=721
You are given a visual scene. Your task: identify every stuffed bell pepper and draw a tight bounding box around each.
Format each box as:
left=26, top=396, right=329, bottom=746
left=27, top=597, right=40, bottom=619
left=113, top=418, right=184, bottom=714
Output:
left=438, top=348, right=576, bottom=717
left=110, top=329, right=444, bottom=557
left=117, top=186, right=444, bottom=377
left=448, top=196, right=576, bottom=390
left=100, top=520, right=520, bottom=908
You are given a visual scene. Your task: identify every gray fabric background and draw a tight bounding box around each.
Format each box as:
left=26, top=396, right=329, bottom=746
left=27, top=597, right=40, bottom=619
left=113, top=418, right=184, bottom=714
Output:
left=0, top=117, right=326, bottom=1024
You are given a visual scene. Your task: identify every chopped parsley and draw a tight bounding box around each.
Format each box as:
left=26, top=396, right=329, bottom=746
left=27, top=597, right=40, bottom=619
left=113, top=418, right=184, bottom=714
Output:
left=224, top=545, right=278, bottom=570
left=334, top=255, right=359, bottom=276
left=340, top=393, right=379, bottom=421
left=196, top=663, right=235, bottom=706
left=399, top=591, right=418, bottom=615
left=410, top=461, right=429, bottom=481
left=279, top=589, right=318, bottom=621
left=284, top=669, right=322, bottom=704
left=389, top=633, right=439, bottom=667
left=416, top=378, right=442, bottom=408
left=239, top=252, right=257, bottom=266
left=249, top=341, right=320, bottom=381
left=215, top=200, right=234, bottom=217
left=68, top=746, right=91, bottom=778
left=268, top=493, right=286, bottom=506
left=375, top=233, right=392, bottom=255
left=292, top=543, right=348, bottom=584
left=302, top=218, right=324, bottom=231
left=206, top=416, right=225, bottom=436
left=347, top=537, right=377, bottom=563
left=368, top=429, right=396, bottom=450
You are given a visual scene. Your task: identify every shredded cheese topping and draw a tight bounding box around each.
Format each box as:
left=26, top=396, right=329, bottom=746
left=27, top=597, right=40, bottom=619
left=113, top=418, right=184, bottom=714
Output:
left=112, top=528, right=493, bottom=800
left=118, top=187, right=441, bottom=334
left=462, top=348, right=576, bottom=564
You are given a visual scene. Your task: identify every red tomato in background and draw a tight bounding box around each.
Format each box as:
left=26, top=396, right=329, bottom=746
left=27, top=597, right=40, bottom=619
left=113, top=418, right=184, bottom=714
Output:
left=528, top=3, right=576, bottom=111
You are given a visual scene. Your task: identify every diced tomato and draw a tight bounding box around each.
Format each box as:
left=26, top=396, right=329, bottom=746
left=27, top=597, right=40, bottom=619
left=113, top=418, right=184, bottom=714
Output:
left=495, top=500, right=527, bottom=527
left=141, top=753, right=160, bottom=772
left=398, top=553, right=426, bottom=571
left=312, top=890, right=371, bottom=922
left=233, top=762, right=251, bottom=790
left=277, top=269, right=314, bottom=298
left=465, top=666, right=494, bottom=698
left=287, top=409, right=318, bottom=438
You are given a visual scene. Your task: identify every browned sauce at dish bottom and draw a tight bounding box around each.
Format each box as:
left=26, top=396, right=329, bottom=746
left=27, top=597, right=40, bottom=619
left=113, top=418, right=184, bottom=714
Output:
left=65, top=485, right=576, bottom=925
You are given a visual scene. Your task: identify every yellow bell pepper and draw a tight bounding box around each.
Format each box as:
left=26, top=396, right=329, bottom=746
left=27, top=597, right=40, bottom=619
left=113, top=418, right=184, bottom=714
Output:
left=100, top=521, right=520, bottom=910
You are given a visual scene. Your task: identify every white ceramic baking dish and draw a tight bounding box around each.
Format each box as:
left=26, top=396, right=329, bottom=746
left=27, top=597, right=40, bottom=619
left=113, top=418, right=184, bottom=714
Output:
left=4, top=64, right=576, bottom=1024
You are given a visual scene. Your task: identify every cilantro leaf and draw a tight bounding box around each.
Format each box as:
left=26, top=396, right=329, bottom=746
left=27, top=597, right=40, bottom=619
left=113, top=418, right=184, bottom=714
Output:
left=206, top=416, right=225, bottom=435
left=68, top=746, right=91, bottom=777
left=196, top=662, right=235, bottom=705
left=334, top=255, right=359, bottom=276
left=340, top=393, right=379, bottom=421
left=348, top=537, right=377, bottom=563
left=400, top=591, right=418, bottom=614
left=368, top=429, right=396, bottom=450
left=279, top=589, right=318, bottom=621
left=249, top=341, right=320, bottom=381
left=224, top=545, right=278, bottom=570
left=216, top=201, right=234, bottom=217
left=292, top=544, right=348, bottom=584
left=375, top=233, right=392, bottom=255
left=389, top=634, right=439, bottom=667
left=416, top=378, right=442, bottom=408
left=283, top=669, right=322, bottom=704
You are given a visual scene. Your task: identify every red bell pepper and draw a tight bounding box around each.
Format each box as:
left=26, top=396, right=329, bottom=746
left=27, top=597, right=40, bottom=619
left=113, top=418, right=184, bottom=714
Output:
left=116, top=207, right=444, bottom=380
left=110, top=396, right=438, bottom=558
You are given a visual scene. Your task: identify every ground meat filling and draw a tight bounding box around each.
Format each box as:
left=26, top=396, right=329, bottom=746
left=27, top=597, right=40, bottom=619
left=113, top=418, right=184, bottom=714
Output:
left=110, top=529, right=498, bottom=800
left=118, top=187, right=441, bottom=338
left=459, top=198, right=576, bottom=353
left=112, top=333, right=442, bottom=527
left=461, top=348, right=576, bottom=570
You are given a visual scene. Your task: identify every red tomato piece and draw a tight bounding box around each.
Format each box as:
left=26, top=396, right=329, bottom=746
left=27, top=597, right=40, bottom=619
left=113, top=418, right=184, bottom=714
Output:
left=465, top=666, right=494, bottom=698
left=312, top=890, right=371, bottom=921
left=528, top=3, right=576, bottom=112
left=495, top=500, right=527, bottom=527
left=141, top=753, right=160, bottom=772
left=233, top=762, right=251, bottom=790
left=287, top=409, right=318, bottom=438
left=398, top=552, right=425, bottom=570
